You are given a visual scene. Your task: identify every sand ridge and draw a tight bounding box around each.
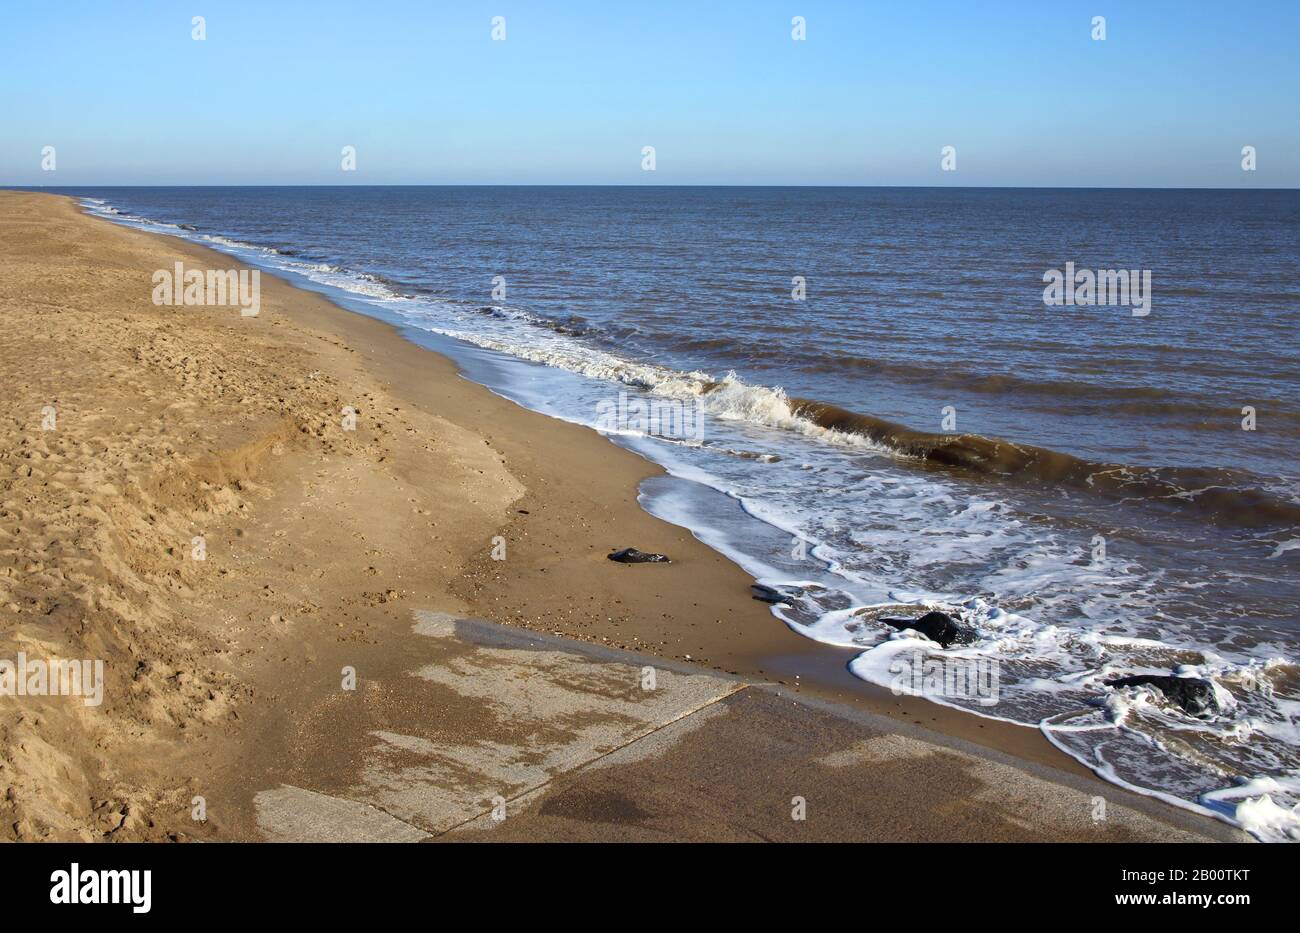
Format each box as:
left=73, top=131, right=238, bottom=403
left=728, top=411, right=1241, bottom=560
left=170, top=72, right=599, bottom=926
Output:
left=0, top=191, right=520, bottom=838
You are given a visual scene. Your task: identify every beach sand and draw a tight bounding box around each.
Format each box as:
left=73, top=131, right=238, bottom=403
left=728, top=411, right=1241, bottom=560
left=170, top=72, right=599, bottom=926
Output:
left=0, top=191, right=1241, bottom=841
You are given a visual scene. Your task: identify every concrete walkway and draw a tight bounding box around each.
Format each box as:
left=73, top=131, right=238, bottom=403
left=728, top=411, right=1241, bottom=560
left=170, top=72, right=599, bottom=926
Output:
left=253, top=611, right=1245, bottom=842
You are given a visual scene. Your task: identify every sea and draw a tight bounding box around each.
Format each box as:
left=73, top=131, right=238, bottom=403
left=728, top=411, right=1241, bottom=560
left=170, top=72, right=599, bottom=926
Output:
left=52, top=185, right=1300, bottom=840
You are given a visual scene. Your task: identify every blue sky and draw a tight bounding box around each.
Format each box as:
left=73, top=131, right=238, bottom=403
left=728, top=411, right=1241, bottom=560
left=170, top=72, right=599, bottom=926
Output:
left=2, top=0, right=1297, bottom=186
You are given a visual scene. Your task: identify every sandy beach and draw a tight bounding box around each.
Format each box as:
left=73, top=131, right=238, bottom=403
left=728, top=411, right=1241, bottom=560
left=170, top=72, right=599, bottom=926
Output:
left=0, top=190, right=1243, bottom=842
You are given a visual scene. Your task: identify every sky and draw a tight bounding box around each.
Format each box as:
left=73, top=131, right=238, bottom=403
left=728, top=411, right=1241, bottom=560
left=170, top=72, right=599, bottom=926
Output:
left=2, top=0, right=1297, bottom=187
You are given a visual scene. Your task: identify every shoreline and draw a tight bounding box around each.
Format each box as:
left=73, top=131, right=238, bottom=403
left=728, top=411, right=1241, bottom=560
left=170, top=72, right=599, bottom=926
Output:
left=0, top=190, right=1241, bottom=841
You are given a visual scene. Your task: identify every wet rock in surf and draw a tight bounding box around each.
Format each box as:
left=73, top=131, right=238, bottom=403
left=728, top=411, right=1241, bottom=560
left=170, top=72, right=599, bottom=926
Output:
left=879, top=610, right=978, bottom=648
left=1103, top=675, right=1218, bottom=717
left=607, top=547, right=670, bottom=564
left=750, top=583, right=787, bottom=604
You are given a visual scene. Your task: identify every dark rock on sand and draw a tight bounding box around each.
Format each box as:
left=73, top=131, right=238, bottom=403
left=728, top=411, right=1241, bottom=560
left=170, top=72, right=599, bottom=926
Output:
left=879, top=610, right=978, bottom=648
left=1104, top=675, right=1218, bottom=716
left=607, top=547, right=670, bottom=564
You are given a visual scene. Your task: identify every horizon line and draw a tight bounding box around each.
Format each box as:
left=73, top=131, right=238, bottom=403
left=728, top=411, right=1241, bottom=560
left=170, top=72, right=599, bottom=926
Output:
left=5, top=183, right=1294, bottom=192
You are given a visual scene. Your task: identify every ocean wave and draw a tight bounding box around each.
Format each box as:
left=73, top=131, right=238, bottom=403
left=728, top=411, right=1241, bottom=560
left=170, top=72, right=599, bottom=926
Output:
left=400, top=312, right=1300, bottom=530
left=788, top=399, right=1300, bottom=529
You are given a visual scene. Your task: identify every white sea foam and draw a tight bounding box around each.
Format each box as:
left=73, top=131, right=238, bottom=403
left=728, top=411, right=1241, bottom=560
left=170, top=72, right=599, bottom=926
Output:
left=1270, top=539, right=1300, bottom=559
left=1201, top=776, right=1300, bottom=842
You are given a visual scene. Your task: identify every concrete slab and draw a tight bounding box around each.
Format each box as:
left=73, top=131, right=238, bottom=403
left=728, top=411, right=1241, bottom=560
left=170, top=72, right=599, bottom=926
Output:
left=253, top=611, right=1241, bottom=843
left=253, top=785, right=428, bottom=843
left=448, top=686, right=1245, bottom=842
left=255, top=611, right=743, bottom=839
left=359, top=612, right=743, bottom=831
